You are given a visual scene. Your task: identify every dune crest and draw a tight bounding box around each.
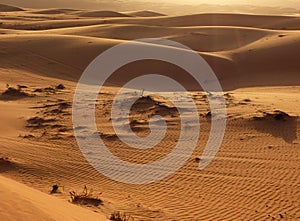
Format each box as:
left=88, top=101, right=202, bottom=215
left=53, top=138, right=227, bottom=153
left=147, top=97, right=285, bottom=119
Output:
left=127, top=10, right=166, bottom=17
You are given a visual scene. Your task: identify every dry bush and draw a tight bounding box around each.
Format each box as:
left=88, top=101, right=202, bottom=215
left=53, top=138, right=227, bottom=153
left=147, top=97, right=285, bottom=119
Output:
left=50, top=184, right=63, bottom=194
left=69, top=185, right=102, bottom=206
left=110, top=211, right=133, bottom=221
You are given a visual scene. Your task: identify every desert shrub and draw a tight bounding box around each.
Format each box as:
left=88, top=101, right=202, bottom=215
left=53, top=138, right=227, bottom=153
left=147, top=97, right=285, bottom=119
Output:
left=56, top=84, right=65, bottom=90
left=110, top=211, right=133, bottom=221
left=50, top=184, right=61, bottom=194
left=69, top=185, right=102, bottom=206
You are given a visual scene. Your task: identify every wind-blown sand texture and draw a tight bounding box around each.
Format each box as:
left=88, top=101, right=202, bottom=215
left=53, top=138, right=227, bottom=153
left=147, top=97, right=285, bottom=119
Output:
left=0, top=3, right=299, bottom=220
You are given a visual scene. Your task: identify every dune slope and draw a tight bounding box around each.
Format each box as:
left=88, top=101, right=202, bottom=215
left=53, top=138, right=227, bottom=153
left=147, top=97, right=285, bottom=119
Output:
left=0, top=3, right=23, bottom=12
left=0, top=175, right=107, bottom=221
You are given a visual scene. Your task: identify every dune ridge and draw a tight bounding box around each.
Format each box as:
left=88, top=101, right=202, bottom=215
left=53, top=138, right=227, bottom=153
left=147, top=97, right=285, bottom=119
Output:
left=127, top=10, right=166, bottom=17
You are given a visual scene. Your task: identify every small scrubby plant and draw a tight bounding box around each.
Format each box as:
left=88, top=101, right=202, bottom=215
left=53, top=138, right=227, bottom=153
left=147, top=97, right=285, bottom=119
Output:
left=69, top=185, right=102, bottom=206
left=109, top=211, right=133, bottom=221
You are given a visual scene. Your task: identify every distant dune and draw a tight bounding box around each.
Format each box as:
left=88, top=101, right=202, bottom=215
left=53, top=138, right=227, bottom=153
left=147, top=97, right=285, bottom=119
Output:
left=1, top=11, right=299, bottom=90
left=32, top=8, right=80, bottom=15
left=2, top=13, right=300, bottom=31
left=0, top=3, right=23, bottom=12
left=116, top=13, right=300, bottom=30
left=77, top=10, right=131, bottom=18
left=127, top=10, right=166, bottom=17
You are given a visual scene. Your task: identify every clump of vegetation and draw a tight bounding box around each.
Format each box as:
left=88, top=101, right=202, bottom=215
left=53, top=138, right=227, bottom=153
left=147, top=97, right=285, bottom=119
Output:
left=56, top=84, right=66, bottom=90
left=50, top=184, right=62, bottom=194
left=110, top=211, right=133, bottom=221
left=195, top=157, right=201, bottom=163
left=69, top=185, right=103, bottom=206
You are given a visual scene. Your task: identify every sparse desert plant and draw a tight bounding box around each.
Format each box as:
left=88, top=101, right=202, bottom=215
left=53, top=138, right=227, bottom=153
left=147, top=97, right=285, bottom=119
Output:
left=109, top=211, right=133, bottom=221
left=56, top=84, right=66, bottom=90
left=50, top=184, right=61, bottom=194
left=69, top=185, right=103, bottom=206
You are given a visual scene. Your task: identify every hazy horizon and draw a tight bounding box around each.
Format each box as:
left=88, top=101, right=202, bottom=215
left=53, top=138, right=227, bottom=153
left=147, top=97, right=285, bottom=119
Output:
left=1, top=0, right=299, bottom=15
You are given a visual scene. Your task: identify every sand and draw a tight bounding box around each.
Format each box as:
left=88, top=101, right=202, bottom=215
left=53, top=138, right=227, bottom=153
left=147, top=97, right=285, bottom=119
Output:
left=0, top=3, right=299, bottom=221
left=0, top=175, right=107, bottom=221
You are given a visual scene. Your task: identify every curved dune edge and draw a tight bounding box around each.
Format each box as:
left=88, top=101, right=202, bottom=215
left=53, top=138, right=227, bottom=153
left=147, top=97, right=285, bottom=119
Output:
left=0, top=3, right=24, bottom=12
left=0, top=175, right=107, bottom=221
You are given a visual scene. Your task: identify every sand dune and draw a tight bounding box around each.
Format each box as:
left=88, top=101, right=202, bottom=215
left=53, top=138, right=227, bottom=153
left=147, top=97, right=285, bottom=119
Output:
left=224, top=31, right=300, bottom=88
left=77, top=10, right=131, bottom=18
left=48, top=25, right=270, bottom=51
left=0, top=5, right=299, bottom=221
left=2, top=13, right=300, bottom=31
left=0, top=3, right=23, bottom=12
left=31, top=8, right=80, bottom=15
left=0, top=33, right=236, bottom=90
left=1, top=30, right=299, bottom=90
left=0, top=34, right=122, bottom=81
left=127, top=10, right=166, bottom=17
left=124, top=13, right=300, bottom=30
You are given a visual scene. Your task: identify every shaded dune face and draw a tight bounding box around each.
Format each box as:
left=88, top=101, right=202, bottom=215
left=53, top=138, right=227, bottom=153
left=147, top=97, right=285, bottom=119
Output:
left=0, top=3, right=23, bottom=12
left=0, top=157, right=18, bottom=173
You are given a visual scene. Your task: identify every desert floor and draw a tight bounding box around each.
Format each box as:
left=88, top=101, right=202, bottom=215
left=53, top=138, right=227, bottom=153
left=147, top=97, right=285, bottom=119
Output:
left=0, top=4, right=299, bottom=221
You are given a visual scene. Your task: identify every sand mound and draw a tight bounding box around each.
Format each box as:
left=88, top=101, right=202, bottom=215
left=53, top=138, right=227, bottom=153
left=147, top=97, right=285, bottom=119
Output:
left=32, top=9, right=79, bottom=15
left=78, top=10, right=130, bottom=18
left=128, top=95, right=178, bottom=133
left=0, top=87, right=32, bottom=100
left=252, top=110, right=297, bottom=122
left=252, top=110, right=298, bottom=143
left=0, top=3, right=23, bottom=12
left=127, top=10, right=166, bottom=17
